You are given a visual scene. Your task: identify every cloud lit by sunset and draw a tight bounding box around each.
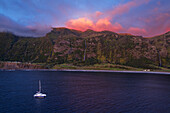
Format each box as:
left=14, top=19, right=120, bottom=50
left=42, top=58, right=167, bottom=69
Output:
left=0, top=0, right=169, bottom=37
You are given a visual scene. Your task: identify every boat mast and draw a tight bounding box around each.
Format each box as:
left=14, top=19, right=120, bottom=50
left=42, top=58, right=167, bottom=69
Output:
left=39, top=80, right=41, bottom=92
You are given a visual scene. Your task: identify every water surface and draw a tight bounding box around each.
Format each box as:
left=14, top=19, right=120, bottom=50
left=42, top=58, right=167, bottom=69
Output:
left=0, top=71, right=170, bottom=113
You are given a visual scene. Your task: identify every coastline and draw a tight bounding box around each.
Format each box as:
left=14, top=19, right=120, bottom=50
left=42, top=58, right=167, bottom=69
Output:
left=0, top=69, right=170, bottom=75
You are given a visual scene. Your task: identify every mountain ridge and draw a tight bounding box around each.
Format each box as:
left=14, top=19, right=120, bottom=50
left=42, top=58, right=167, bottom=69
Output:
left=0, top=27, right=169, bottom=70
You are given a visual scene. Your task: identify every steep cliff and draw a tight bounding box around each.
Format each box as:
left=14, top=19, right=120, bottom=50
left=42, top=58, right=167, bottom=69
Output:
left=0, top=28, right=169, bottom=69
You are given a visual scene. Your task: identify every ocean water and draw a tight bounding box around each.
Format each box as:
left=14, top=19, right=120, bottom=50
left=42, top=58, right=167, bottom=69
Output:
left=0, top=71, right=170, bottom=113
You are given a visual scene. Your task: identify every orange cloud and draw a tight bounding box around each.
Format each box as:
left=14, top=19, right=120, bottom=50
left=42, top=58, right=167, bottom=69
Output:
left=66, top=17, right=123, bottom=32
left=66, top=17, right=158, bottom=36
left=65, top=0, right=151, bottom=36
left=95, top=18, right=123, bottom=32
left=66, top=18, right=94, bottom=31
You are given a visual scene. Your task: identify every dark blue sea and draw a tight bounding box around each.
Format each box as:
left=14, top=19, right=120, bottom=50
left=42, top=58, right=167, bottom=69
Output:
left=0, top=71, right=170, bottom=113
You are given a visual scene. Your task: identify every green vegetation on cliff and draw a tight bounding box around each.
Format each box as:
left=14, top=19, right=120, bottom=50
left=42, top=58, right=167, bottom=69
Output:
left=0, top=28, right=169, bottom=71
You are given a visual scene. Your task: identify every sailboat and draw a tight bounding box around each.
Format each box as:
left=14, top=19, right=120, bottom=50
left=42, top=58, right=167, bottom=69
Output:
left=34, top=80, right=46, bottom=98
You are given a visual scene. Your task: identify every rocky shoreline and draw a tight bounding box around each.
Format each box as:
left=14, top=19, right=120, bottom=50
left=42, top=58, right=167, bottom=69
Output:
left=0, top=68, right=169, bottom=75
left=0, top=62, right=45, bottom=70
left=0, top=62, right=169, bottom=75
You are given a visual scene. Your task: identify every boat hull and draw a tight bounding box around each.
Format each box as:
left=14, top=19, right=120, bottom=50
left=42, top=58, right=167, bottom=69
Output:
left=34, top=92, right=46, bottom=99
left=34, top=80, right=46, bottom=98
left=34, top=96, right=46, bottom=98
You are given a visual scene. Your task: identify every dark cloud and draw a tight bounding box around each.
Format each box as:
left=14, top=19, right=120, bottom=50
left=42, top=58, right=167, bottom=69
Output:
left=0, top=14, right=51, bottom=37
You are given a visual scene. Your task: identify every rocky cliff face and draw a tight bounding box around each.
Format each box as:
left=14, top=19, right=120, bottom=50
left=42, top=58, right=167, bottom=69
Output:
left=0, top=28, right=169, bottom=69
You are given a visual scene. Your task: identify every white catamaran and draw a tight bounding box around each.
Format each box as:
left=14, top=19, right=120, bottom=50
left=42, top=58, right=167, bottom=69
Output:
left=34, top=80, right=46, bottom=98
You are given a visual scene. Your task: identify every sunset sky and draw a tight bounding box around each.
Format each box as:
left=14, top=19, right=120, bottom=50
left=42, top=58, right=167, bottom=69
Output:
left=0, top=0, right=169, bottom=37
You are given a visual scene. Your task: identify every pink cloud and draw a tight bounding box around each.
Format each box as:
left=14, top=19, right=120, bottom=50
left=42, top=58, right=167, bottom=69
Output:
left=155, top=13, right=170, bottom=21
left=64, top=0, right=169, bottom=37
left=152, top=8, right=159, bottom=12
left=66, top=17, right=94, bottom=31
left=166, top=27, right=170, bottom=32
left=95, top=18, right=123, bottom=32
left=95, top=11, right=103, bottom=17
left=106, top=0, right=150, bottom=20
left=127, top=27, right=147, bottom=36
left=66, top=17, right=123, bottom=32
left=65, top=0, right=151, bottom=35
left=139, top=13, right=170, bottom=36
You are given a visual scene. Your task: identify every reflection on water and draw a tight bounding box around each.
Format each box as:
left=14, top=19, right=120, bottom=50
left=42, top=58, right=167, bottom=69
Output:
left=0, top=71, right=170, bottom=113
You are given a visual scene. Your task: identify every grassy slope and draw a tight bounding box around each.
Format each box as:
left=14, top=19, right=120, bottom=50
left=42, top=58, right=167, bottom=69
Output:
left=52, top=63, right=170, bottom=72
